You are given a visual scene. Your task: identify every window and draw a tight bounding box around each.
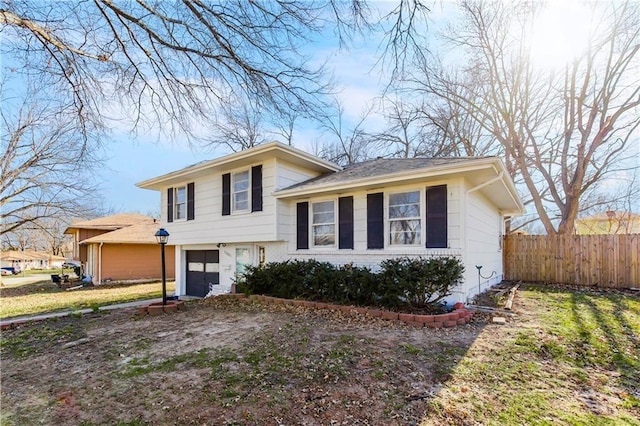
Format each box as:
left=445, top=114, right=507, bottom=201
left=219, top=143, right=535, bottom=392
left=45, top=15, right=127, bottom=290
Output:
left=388, top=191, right=421, bottom=245
left=175, top=186, right=187, bottom=220
left=235, top=248, right=252, bottom=276
left=233, top=171, right=249, bottom=212
left=167, top=183, right=194, bottom=222
left=222, top=166, right=262, bottom=216
left=312, top=200, right=335, bottom=247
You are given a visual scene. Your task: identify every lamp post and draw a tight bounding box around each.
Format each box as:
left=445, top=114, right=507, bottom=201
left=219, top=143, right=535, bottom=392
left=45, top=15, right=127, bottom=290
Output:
left=155, top=228, right=170, bottom=306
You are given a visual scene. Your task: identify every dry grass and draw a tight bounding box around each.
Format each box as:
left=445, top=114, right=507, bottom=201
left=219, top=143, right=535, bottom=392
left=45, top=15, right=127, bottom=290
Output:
left=0, top=284, right=638, bottom=425
left=0, top=280, right=175, bottom=319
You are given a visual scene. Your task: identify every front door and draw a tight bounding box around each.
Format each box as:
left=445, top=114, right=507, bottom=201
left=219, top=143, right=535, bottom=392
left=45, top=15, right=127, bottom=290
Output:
left=186, top=250, right=219, bottom=297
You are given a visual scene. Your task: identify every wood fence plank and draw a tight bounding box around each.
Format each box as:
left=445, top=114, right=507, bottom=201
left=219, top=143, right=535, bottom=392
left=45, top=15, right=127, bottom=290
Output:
left=504, top=234, right=639, bottom=288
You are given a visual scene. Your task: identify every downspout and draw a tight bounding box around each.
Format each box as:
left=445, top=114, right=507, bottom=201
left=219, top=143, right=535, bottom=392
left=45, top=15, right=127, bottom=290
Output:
left=464, top=170, right=504, bottom=302
left=98, top=242, right=104, bottom=285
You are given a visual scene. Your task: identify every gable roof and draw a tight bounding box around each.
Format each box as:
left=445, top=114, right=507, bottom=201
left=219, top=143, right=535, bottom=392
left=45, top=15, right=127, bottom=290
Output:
left=64, top=213, right=155, bottom=233
left=136, top=141, right=341, bottom=190
left=80, top=221, right=164, bottom=244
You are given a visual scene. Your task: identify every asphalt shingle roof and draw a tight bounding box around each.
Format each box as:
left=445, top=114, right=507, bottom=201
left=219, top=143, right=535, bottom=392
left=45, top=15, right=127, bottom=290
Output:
left=280, top=157, right=490, bottom=192
left=66, top=213, right=155, bottom=231
left=80, top=221, right=164, bottom=244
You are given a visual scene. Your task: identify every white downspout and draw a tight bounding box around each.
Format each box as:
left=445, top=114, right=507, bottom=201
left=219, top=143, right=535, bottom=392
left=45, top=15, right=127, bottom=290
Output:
left=98, top=242, right=104, bottom=284
left=464, top=170, right=504, bottom=302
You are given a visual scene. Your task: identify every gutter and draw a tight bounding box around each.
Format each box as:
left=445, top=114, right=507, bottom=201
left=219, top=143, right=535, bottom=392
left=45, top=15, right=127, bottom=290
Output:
left=466, top=171, right=504, bottom=194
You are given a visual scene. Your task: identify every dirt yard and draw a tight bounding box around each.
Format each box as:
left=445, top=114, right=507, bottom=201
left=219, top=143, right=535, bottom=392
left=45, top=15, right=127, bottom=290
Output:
left=1, top=288, right=638, bottom=425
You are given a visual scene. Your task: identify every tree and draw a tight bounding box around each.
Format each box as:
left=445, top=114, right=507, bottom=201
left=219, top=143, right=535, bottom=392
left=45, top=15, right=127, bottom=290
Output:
left=202, top=93, right=269, bottom=153
left=0, top=83, right=103, bottom=237
left=313, top=97, right=378, bottom=166
left=1, top=0, right=435, bottom=236
left=0, top=1, right=372, bottom=142
left=371, top=95, right=474, bottom=159
left=410, top=0, right=640, bottom=234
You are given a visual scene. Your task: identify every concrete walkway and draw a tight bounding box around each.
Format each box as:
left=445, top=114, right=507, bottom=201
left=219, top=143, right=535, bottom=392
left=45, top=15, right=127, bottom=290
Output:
left=0, top=298, right=165, bottom=329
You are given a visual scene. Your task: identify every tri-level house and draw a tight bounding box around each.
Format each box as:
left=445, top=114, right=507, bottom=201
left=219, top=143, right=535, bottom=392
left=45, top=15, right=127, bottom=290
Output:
left=137, top=142, right=523, bottom=303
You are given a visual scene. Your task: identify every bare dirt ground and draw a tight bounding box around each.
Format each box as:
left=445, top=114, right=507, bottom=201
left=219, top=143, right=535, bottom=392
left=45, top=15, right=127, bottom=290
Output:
left=1, top=297, right=492, bottom=425
left=1, top=288, right=637, bottom=425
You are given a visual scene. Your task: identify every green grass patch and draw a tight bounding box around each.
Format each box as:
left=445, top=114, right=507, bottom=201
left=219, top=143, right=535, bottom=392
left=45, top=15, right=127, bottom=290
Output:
left=425, top=285, right=640, bottom=425
left=0, top=280, right=175, bottom=318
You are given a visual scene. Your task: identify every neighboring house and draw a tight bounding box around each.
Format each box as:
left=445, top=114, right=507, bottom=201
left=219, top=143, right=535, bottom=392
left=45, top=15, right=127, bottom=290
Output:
left=64, top=214, right=176, bottom=283
left=575, top=211, right=640, bottom=235
left=0, top=250, right=66, bottom=270
left=137, top=142, right=524, bottom=303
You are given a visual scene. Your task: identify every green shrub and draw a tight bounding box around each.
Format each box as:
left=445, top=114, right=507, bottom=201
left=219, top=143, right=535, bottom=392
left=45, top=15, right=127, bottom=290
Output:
left=379, top=257, right=465, bottom=309
left=239, top=256, right=464, bottom=311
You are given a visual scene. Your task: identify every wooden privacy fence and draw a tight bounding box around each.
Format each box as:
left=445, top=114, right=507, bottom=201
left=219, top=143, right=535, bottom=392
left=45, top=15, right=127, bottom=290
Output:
left=503, top=234, right=640, bottom=288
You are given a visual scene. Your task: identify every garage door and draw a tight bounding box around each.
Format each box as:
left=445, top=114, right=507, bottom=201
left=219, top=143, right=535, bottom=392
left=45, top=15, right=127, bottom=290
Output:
left=185, top=250, right=219, bottom=297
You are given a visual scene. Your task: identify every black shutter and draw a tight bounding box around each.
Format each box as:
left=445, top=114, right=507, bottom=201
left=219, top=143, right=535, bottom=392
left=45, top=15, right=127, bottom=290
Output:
left=167, top=187, right=174, bottom=223
left=426, top=185, right=447, bottom=248
left=338, top=196, right=354, bottom=249
left=296, top=202, right=309, bottom=250
left=187, top=182, right=195, bottom=221
left=222, top=173, right=231, bottom=216
left=367, top=193, right=384, bottom=249
left=251, top=165, right=263, bottom=212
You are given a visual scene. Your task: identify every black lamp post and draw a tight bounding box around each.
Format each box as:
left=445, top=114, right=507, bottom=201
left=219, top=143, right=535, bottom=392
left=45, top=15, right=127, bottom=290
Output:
left=155, top=228, right=170, bottom=305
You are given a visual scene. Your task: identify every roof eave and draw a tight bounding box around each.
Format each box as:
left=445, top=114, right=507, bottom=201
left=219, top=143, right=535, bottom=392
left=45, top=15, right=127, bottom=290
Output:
left=136, top=142, right=341, bottom=191
left=274, top=157, right=503, bottom=199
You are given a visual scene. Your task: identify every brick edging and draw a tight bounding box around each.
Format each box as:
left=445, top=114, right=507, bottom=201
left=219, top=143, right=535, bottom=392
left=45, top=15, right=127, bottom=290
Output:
left=246, top=294, right=473, bottom=329
left=137, top=300, right=186, bottom=316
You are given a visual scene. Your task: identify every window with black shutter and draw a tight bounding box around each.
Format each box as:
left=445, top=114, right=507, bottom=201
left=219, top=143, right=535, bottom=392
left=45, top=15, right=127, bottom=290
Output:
left=187, top=182, right=195, bottom=221
left=367, top=193, right=384, bottom=249
left=296, top=202, right=309, bottom=250
left=251, top=165, right=263, bottom=212
left=338, top=196, right=354, bottom=249
left=426, top=185, right=447, bottom=248
left=222, top=173, right=231, bottom=216
left=167, top=187, right=174, bottom=223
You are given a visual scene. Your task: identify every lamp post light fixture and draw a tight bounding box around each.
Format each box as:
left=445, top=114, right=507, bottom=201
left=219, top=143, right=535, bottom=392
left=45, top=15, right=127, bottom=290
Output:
left=155, top=228, right=170, bottom=305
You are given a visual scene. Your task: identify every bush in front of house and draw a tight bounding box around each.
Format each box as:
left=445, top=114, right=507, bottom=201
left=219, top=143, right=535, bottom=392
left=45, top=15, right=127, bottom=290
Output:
left=238, top=257, right=464, bottom=312
left=378, top=256, right=465, bottom=310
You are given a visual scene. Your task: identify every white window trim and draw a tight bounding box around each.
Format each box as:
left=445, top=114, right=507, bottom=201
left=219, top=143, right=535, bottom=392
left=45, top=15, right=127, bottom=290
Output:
left=386, top=189, right=423, bottom=247
left=174, top=185, right=187, bottom=222
left=232, top=169, right=250, bottom=213
left=311, top=198, right=337, bottom=248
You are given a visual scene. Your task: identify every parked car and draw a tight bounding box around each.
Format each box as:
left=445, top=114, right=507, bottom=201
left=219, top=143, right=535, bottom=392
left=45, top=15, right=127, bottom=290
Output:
left=1, top=266, right=21, bottom=275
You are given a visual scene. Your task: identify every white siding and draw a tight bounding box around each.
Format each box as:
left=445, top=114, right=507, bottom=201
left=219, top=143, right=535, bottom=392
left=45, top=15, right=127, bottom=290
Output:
left=165, top=158, right=323, bottom=294
left=166, top=167, right=506, bottom=303
left=173, top=241, right=289, bottom=295
left=161, top=158, right=323, bottom=246
left=274, top=159, right=323, bottom=240
left=462, top=183, right=504, bottom=301
left=281, top=179, right=465, bottom=302
left=160, top=158, right=277, bottom=245
left=275, top=160, right=320, bottom=190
